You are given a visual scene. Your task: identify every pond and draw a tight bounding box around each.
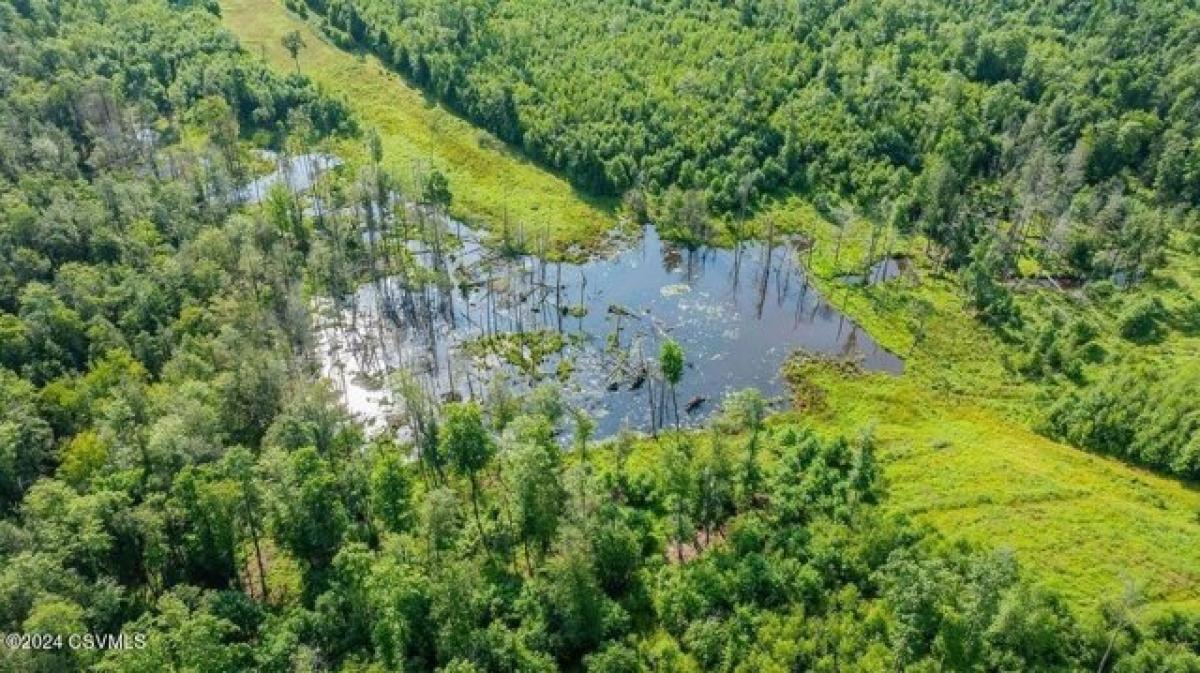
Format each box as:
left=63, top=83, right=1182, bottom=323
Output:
left=316, top=220, right=902, bottom=439
left=237, top=152, right=340, bottom=204
left=836, top=255, right=912, bottom=286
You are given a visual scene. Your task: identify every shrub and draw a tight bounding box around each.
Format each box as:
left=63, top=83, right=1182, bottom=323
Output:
left=1118, top=296, right=1168, bottom=343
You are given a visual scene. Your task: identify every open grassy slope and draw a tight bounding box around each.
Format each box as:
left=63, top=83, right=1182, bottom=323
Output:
left=796, top=365, right=1200, bottom=616
left=220, top=0, right=617, bottom=250
left=220, top=1, right=1199, bottom=617
left=764, top=205, right=1200, bottom=616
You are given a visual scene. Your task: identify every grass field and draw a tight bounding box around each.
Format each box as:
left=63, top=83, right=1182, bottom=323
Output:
left=220, top=0, right=617, bottom=250
left=767, top=208, right=1200, bottom=616
left=220, top=0, right=1200, bottom=618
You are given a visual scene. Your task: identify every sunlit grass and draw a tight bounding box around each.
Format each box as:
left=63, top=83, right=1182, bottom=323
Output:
left=737, top=202, right=1200, bottom=616
left=220, top=0, right=618, bottom=250
left=794, top=364, right=1200, bottom=616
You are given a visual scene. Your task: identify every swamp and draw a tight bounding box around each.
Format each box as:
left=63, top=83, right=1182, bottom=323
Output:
left=316, top=210, right=902, bottom=439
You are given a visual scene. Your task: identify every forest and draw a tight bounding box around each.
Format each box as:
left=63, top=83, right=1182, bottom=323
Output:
left=2, top=0, right=1200, bottom=671
left=292, top=0, right=1200, bottom=479
left=298, top=0, right=1199, bottom=264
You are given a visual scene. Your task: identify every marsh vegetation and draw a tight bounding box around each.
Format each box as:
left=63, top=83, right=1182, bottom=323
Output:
left=2, top=1, right=1199, bottom=671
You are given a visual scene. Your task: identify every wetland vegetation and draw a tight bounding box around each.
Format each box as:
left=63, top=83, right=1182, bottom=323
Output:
left=1, top=0, right=1199, bottom=671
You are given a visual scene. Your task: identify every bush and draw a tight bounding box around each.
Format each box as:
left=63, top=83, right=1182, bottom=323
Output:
left=1083, top=279, right=1117, bottom=302
left=1176, top=299, right=1200, bottom=335
left=1118, top=297, right=1168, bottom=343
left=1042, top=362, right=1200, bottom=478
left=1016, top=315, right=1103, bottom=383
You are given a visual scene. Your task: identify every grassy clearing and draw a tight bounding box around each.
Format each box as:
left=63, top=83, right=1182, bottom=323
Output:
left=794, top=364, right=1200, bottom=616
left=748, top=203, right=1200, bottom=616
left=219, top=0, right=618, bottom=250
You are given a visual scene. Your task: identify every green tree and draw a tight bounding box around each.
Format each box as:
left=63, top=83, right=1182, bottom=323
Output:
left=268, top=446, right=349, bottom=570
left=17, top=282, right=88, bottom=385
left=659, top=339, right=684, bottom=430
left=572, top=407, right=596, bottom=466
left=589, top=517, right=642, bottom=597
left=423, top=169, right=453, bottom=210
left=222, top=447, right=270, bottom=602
left=961, top=236, right=1020, bottom=330
left=506, top=438, right=565, bottom=572
left=585, top=642, right=645, bottom=673
left=0, top=370, right=53, bottom=511
left=369, top=446, right=413, bottom=534
left=170, top=465, right=239, bottom=585
left=536, top=530, right=616, bottom=662
left=281, top=30, right=307, bottom=74
left=440, top=402, right=495, bottom=553
left=719, top=388, right=765, bottom=440
left=663, top=443, right=695, bottom=563
left=696, top=428, right=733, bottom=542
left=420, top=486, right=462, bottom=564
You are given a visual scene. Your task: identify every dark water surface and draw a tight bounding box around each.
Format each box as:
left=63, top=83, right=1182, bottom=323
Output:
left=318, top=223, right=902, bottom=438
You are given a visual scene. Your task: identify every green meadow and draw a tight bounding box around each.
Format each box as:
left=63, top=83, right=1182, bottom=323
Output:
left=221, top=0, right=618, bottom=250
left=750, top=203, right=1200, bottom=614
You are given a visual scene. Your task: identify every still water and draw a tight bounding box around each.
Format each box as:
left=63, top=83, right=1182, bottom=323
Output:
left=237, top=153, right=341, bottom=204
left=317, top=222, right=902, bottom=439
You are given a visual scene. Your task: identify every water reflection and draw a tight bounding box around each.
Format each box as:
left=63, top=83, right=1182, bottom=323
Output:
left=318, top=223, right=902, bottom=438
left=237, top=152, right=340, bottom=204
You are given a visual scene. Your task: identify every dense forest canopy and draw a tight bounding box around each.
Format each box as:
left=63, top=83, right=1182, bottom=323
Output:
left=0, top=0, right=352, bottom=512
left=1, top=0, right=1199, bottom=671
left=301, top=0, right=1199, bottom=272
